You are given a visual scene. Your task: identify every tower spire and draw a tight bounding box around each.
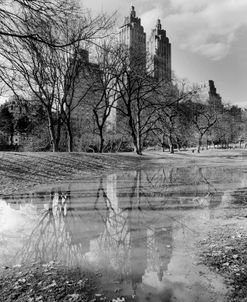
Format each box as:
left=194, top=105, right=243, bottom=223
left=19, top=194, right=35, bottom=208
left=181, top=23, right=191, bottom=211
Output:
left=130, top=5, right=136, bottom=18
left=157, top=19, right=162, bottom=30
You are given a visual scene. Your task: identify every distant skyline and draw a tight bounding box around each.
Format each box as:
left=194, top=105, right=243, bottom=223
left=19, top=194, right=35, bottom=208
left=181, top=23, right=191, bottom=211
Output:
left=82, top=0, right=247, bottom=107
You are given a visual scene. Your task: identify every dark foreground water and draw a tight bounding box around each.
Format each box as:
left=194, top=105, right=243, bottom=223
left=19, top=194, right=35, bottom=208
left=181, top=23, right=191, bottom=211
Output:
left=1, top=164, right=247, bottom=301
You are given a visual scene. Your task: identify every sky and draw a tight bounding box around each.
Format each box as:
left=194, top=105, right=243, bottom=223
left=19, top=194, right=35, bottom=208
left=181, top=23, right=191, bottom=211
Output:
left=81, top=0, right=247, bottom=107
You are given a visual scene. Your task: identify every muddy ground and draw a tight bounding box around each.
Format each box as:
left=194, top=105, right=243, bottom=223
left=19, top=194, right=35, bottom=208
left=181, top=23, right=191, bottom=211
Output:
left=1, top=149, right=247, bottom=301
left=199, top=215, right=247, bottom=302
left=0, top=262, right=106, bottom=302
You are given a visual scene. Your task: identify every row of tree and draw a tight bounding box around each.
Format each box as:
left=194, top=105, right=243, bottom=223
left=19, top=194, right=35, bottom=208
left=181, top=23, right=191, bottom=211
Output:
left=0, top=1, right=245, bottom=154
left=0, top=0, right=114, bottom=151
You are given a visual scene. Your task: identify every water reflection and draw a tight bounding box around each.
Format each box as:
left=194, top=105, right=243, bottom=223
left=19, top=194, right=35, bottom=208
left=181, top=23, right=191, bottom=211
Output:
left=1, top=165, right=247, bottom=301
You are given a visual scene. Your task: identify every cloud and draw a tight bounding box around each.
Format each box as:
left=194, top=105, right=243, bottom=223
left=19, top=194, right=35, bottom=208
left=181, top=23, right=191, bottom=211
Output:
left=81, top=0, right=247, bottom=61
left=165, top=0, right=247, bottom=60
left=140, top=8, right=163, bottom=35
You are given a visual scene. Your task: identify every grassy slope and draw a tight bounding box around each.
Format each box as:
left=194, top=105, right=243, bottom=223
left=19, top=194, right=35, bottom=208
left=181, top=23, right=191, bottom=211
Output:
left=0, top=149, right=246, bottom=196
left=0, top=152, right=147, bottom=195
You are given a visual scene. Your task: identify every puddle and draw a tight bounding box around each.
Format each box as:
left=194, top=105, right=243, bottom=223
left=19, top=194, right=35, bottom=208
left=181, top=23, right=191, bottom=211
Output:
left=1, top=165, right=247, bottom=301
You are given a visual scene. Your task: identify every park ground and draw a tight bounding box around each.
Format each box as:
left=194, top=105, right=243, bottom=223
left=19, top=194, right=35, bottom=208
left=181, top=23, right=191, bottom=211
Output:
left=0, top=149, right=247, bottom=301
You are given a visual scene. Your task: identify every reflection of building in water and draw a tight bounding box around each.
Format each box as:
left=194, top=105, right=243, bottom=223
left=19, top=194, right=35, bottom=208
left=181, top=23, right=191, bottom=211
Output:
left=88, top=173, right=174, bottom=297
left=89, top=174, right=131, bottom=272
left=146, top=226, right=173, bottom=282
left=1, top=186, right=106, bottom=265
left=5, top=165, right=244, bottom=290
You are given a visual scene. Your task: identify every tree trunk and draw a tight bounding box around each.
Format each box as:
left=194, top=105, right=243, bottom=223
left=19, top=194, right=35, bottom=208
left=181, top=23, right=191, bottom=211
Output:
left=169, top=144, right=174, bottom=154
left=197, top=135, right=203, bottom=153
left=128, top=115, right=142, bottom=155
left=99, top=127, right=104, bottom=153
left=168, top=134, right=174, bottom=154
left=136, top=109, right=142, bottom=155
left=67, top=123, right=73, bottom=152
left=55, top=116, right=62, bottom=152
left=47, top=112, right=57, bottom=152
left=162, top=134, right=166, bottom=152
left=136, top=134, right=142, bottom=155
left=134, top=143, right=142, bottom=155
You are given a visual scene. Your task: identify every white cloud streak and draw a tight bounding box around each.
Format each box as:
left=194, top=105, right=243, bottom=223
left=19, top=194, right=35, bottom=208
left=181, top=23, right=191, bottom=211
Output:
left=81, top=0, right=247, bottom=61
left=140, top=0, right=247, bottom=60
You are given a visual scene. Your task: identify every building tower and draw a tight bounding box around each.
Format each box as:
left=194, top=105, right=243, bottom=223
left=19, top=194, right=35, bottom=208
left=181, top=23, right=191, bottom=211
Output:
left=119, top=6, right=146, bottom=70
left=148, top=19, right=171, bottom=82
left=208, top=80, right=223, bottom=112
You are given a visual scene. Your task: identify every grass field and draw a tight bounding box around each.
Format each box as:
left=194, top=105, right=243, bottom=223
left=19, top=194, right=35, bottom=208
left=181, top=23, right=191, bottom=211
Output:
left=0, top=149, right=247, bottom=195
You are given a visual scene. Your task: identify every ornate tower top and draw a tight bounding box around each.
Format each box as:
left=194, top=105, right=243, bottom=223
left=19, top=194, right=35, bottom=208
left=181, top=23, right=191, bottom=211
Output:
left=157, top=19, right=162, bottom=31
left=130, top=6, right=136, bottom=18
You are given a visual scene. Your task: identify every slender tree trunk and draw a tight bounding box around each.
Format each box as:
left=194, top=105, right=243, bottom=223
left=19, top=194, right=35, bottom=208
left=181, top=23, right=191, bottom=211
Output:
left=162, top=134, right=166, bottom=152
left=67, top=123, right=73, bottom=152
left=47, top=112, right=57, bottom=152
left=168, top=134, right=174, bottom=154
left=128, top=114, right=142, bottom=155
left=134, top=142, right=142, bottom=155
left=197, top=134, right=203, bottom=153
left=55, top=116, right=62, bottom=152
left=136, top=109, right=142, bottom=155
left=99, top=127, right=104, bottom=153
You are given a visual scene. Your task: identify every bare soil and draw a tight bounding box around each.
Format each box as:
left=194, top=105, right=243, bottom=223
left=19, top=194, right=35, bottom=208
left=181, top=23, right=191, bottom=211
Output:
left=0, top=262, right=104, bottom=302
left=199, top=217, right=247, bottom=302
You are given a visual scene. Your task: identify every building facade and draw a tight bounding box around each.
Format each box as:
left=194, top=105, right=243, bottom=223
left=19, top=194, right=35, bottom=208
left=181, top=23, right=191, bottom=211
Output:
left=148, top=19, right=172, bottom=81
left=119, top=6, right=147, bottom=62
left=119, top=6, right=172, bottom=82
left=71, top=6, right=173, bottom=151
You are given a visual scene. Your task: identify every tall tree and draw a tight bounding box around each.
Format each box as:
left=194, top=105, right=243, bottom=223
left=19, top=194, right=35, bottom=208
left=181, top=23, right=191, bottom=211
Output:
left=86, top=42, right=124, bottom=153
left=112, top=45, right=167, bottom=155
left=185, top=97, right=218, bottom=153
left=0, top=0, right=112, bottom=47
left=0, top=0, right=114, bottom=151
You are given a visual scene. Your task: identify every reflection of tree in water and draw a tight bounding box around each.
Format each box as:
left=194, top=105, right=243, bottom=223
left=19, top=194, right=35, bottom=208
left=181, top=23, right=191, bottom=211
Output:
left=3, top=165, right=247, bottom=301
left=15, top=187, right=103, bottom=266
left=8, top=165, right=223, bottom=271
left=94, top=173, right=174, bottom=296
left=139, top=166, right=221, bottom=209
left=91, top=166, right=229, bottom=298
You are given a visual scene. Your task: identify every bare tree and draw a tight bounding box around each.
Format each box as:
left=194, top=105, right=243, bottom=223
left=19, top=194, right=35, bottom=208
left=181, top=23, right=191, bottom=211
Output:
left=151, top=81, right=199, bottom=153
left=185, top=97, right=218, bottom=153
left=86, top=42, right=124, bottom=153
left=155, top=104, right=179, bottom=153
left=111, top=45, right=168, bottom=155
left=0, top=0, right=114, bottom=151
left=0, top=0, right=113, bottom=47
